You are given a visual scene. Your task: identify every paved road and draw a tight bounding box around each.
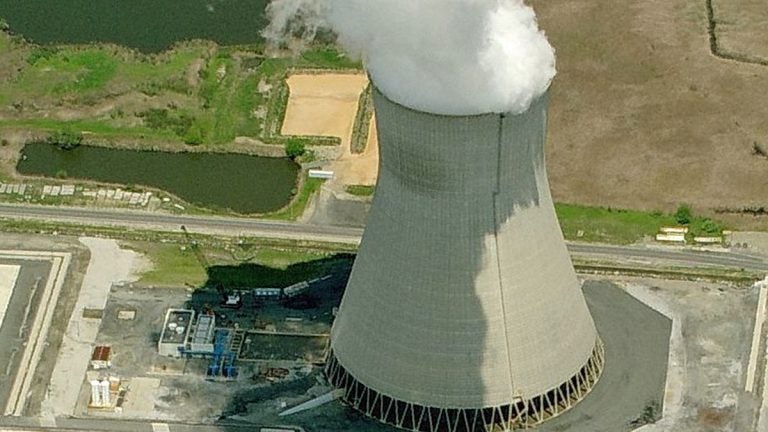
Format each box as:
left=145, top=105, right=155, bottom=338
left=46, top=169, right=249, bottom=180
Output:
left=568, top=243, right=768, bottom=272
left=0, top=203, right=766, bottom=272
left=0, top=417, right=304, bottom=432
left=0, top=203, right=364, bottom=245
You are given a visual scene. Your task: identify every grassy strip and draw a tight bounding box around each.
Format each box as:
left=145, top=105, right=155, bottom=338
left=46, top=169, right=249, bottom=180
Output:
left=124, top=240, right=337, bottom=288
left=0, top=118, right=176, bottom=139
left=350, top=84, right=373, bottom=154
left=0, top=217, right=356, bottom=253
left=556, top=203, right=727, bottom=244
left=345, top=184, right=375, bottom=197
left=131, top=242, right=208, bottom=287
left=264, top=175, right=324, bottom=221
left=574, top=260, right=760, bottom=283
left=556, top=203, right=677, bottom=244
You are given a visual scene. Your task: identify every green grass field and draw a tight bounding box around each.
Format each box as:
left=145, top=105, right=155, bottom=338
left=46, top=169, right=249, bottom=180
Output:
left=127, top=240, right=337, bottom=288
left=0, top=29, right=360, bottom=149
left=132, top=243, right=208, bottom=287
left=556, top=203, right=725, bottom=244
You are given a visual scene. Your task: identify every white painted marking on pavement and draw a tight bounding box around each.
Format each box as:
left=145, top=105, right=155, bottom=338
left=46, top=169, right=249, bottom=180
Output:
left=0, top=264, right=20, bottom=328
left=152, top=423, right=171, bottom=432
left=746, top=278, right=768, bottom=392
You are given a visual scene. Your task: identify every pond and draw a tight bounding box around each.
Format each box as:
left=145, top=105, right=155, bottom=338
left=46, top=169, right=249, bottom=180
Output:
left=16, top=143, right=299, bottom=214
left=0, top=0, right=269, bottom=53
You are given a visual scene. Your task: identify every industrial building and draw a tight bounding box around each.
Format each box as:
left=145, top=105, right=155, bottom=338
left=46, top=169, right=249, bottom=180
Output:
left=158, top=309, right=194, bottom=357
left=89, top=346, right=112, bottom=370
left=326, top=89, right=604, bottom=432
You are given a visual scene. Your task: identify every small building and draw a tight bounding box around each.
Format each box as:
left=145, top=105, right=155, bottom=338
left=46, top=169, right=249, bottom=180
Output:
left=308, top=169, right=334, bottom=179
left=659, top=226, right=689, bottom=234
left=655, top=233, right=686, bottom=243
left=158, top=309, right=194, bottom=358
left=253, top=287, right=282, bottom=298
left=90, top=346, right=112, bottom=369
left=694, top=236, right=723, bottom=245
left=188, top=314, right=216, bottom=354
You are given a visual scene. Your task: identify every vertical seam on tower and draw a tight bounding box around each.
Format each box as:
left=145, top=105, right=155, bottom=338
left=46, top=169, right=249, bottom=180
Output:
left=491, top=114, right=517, bottom=399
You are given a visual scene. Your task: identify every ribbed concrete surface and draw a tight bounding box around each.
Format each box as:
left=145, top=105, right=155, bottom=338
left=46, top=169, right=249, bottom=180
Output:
left=330, top=89, right=598, bottom=408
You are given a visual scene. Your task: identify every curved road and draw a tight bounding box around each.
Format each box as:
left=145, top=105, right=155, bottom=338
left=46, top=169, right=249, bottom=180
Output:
left=0, top=203, right=765, bottom=271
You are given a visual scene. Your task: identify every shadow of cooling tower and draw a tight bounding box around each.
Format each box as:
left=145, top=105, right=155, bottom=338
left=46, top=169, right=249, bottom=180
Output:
left=326, top=88, right=603, bottom=432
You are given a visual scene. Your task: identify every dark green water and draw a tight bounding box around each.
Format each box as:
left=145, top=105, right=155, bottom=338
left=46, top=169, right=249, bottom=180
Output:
left=0, top=0, right=269, bottom=53
left=17, top=143, right=299, bottom=214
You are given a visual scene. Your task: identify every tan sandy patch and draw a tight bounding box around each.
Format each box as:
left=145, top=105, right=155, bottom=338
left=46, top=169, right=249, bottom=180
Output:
left=330, top=114, right=380, bottom=186
left=122, top=377, right=161, bottom=415
left=282, top=73, right=379, bottom=186
left=281, top=73, right=369, bottom=148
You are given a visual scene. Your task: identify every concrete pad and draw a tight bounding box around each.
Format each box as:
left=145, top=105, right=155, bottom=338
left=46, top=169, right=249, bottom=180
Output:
left=151, top=423, right=170, bottom=432
left=1, top=252, right=70, bottom=417
left=0, top=264, right=20, bottom=328
left=536, top=281, right=672, bottom=432
left=41, top=238, right=144, bottom=417
left=123, top=377, right=160, bottom=415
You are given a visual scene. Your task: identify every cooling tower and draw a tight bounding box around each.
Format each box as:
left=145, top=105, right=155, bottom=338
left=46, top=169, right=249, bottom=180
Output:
left=326, top=88, right=604, bottom=432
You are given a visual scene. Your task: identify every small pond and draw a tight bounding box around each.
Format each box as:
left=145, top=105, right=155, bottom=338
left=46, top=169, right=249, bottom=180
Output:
left=17, top=143, right=299, bottom=214
left=0, top=0, right=269, bottom=53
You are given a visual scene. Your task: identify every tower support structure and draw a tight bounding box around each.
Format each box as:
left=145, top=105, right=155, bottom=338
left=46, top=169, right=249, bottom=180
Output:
left=328, top=88, right=604, bottom=432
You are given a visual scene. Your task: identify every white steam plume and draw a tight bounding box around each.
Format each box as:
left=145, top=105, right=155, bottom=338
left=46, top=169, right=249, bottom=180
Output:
left=262, top=0, right=329, bottom=50
left=263, top=0, right=556, bottom=116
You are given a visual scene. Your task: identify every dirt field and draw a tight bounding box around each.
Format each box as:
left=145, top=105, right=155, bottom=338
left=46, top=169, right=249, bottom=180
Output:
left=712, top=0, right=768, bottom=61
left=282, top=73, right=379, bottom=186
left=329, top=115, right=379, bottom=186
left=535, top=0, right=768, bottom=216
left=281, top=73, right=368, bottom=146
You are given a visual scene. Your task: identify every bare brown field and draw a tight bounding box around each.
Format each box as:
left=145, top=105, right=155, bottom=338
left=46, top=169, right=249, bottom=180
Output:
left=282, top=73, right=379, bottom=186
left=712, top=0, right=768, bottom=62
left=536, top=0, right=768, bottom=219
left=330, top=115, right=379, bottom=186
left=281, top=73, right=369, bottom=146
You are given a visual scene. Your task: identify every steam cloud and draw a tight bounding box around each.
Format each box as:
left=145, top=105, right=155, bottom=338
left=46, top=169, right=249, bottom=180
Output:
left=264, top=0, right=556, bottom=116
left=263, top=0, right=329, bottom=49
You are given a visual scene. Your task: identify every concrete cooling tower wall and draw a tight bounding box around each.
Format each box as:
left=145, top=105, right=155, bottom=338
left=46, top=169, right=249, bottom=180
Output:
left=326, top=87, right=604, bottom=432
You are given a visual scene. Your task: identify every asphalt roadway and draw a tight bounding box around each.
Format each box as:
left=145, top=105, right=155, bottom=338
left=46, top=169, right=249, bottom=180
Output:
left=0, top=203, right=766, bottom=272
left=0, top=417, right=302, bottom=432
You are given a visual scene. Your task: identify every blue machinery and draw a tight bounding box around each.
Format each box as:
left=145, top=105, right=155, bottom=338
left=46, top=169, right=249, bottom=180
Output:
left=207, top=329, right=238, bottom=378
left=178, top=329, right=238, bottom=379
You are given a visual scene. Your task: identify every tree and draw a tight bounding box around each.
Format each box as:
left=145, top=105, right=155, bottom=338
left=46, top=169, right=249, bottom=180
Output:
left=674, top=204, right=692, bottom=225
left=285, top=139, right=306, bottom=159
left=183, top=124, right=204, bottom=146
left=46, top=129, right=83, bottom=150
left=701, top=218, right=722, bottom=235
